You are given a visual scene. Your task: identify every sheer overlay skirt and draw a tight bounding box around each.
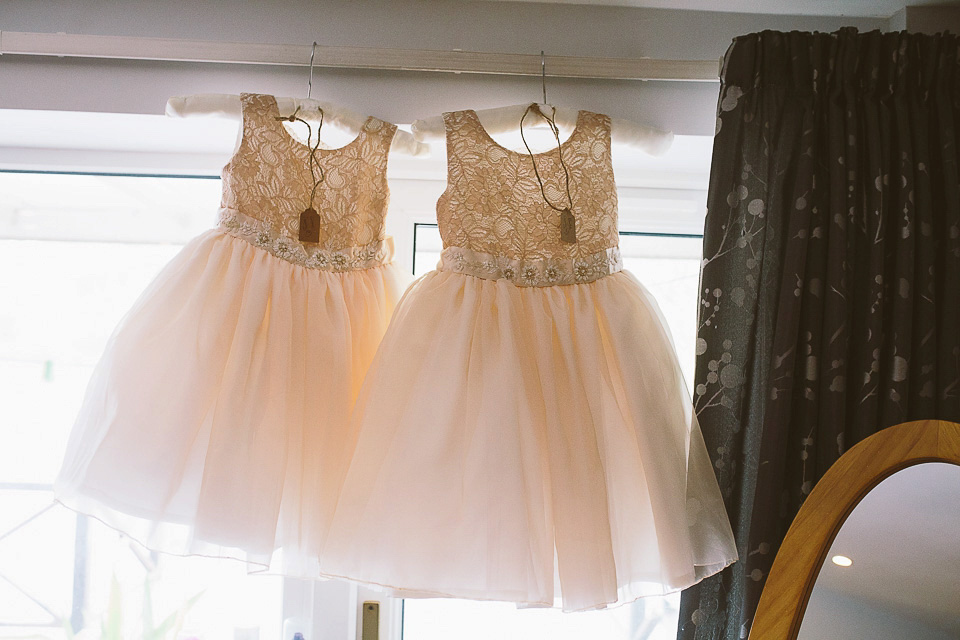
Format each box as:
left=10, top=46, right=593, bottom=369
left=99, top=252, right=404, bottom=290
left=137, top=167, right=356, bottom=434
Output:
left=55, top=229, right=407, bottom=575
left=320, top=268, right=738, bottom=612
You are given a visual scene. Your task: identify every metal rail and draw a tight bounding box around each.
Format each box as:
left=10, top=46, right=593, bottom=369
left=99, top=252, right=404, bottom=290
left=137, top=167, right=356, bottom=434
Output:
left=0, top=31, right=721, bottom=82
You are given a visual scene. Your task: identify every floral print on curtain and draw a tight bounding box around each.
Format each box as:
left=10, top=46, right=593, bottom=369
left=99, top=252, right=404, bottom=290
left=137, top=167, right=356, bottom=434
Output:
left=677, top=28, right=960, bottom=640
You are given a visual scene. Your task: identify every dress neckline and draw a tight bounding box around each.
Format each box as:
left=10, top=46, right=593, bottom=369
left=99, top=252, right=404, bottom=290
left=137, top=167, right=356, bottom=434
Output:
left=465, top=107, right=587, bottom=159
left=266, top=94, right=373, bottom=156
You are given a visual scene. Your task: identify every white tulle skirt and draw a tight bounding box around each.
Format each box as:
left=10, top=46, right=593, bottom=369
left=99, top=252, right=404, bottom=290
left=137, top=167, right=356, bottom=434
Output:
left=319, top=268, right=738, bottom=612
left=54, top=229, right=407, bottom=575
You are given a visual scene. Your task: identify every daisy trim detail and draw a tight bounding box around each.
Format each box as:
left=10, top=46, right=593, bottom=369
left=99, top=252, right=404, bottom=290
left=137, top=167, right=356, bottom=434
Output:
left=440, top=244, right=622, bottom=286
left=217, top=207, right=393, bottom=271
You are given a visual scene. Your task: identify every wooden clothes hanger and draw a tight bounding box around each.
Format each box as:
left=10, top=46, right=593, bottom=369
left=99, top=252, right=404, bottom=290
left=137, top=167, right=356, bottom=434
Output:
left=411, top=51, right=674, bottom=157
left=165, top=42, right=429, bottom=157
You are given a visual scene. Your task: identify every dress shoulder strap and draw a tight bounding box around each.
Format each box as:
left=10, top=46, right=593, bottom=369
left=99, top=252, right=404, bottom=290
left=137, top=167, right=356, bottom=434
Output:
left=343, top=117, right=397, bottom=178
left=238, top=93, right=278, bottom=139
left=228, top=93, right=284, bottom=166
left=360, top=117, right=399, bottom=153
left=574, top=110, right=613, bottom=155
left=443, top=109, right=492, bottom=145
left=440, top=110, right=488, bottom=176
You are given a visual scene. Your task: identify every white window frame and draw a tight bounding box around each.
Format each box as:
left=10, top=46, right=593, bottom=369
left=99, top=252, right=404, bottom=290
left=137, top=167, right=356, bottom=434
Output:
left=0, top=108, right=711, bottom=640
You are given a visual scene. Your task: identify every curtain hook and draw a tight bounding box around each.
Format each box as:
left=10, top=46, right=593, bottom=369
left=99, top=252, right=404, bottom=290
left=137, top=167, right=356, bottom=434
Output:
left=308, top=41, right=318, bottom=99
left=540, top=50, right=547, bottom=105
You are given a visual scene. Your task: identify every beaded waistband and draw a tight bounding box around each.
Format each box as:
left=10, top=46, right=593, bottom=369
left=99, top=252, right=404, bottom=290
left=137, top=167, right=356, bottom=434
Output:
left=217, top=208, right=394, bottom=271
left=439, top=244, right=623, bottom=287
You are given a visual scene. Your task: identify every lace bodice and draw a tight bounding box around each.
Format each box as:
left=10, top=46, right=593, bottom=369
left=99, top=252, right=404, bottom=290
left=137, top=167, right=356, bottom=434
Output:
left=436, top=108, right=621, bottom=286
left=217, top=93, right=397, bottom=270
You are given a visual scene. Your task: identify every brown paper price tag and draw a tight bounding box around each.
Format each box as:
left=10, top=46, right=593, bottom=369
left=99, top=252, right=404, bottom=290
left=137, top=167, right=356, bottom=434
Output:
left=299, top=208, right=321, bottom=243
left=560, top=208, right=577, bottom=244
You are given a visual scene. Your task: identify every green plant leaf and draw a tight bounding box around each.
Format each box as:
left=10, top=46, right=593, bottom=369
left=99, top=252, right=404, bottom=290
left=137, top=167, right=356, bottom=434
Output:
left=61, top=615, right=76, bottom=640
left=142, top=577, right=155, bottom=634
left=145, top=589, right=203, bottom=640
left=101, top=575, right=123, bottom=640
left=171, top=591, right=204, bottom=638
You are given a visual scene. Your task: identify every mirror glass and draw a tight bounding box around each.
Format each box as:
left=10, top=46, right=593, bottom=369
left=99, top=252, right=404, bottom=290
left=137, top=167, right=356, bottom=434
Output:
left=797, top=462, right=960, bottom=640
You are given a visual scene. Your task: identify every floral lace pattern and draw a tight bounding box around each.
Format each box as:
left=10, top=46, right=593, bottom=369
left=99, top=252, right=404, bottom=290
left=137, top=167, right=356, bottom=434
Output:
left=218, top=208, right=393, bottom=270
left=218, top=93, right=397, bottom=267
left=439, top=244, right=622, bottom=286
left=436, top=108, right=620, bottom=278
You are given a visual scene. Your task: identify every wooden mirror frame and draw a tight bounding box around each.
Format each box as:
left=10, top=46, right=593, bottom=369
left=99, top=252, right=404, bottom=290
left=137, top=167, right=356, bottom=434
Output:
left=750, top=419, right=960, bottom=639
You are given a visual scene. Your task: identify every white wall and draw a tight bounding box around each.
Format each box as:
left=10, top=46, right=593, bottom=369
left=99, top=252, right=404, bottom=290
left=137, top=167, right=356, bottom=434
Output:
left=904, top=5, right=960, bottom=33
left=0, top=0, right=887, bottom=134
left=799, top=587, right=956, bottom=640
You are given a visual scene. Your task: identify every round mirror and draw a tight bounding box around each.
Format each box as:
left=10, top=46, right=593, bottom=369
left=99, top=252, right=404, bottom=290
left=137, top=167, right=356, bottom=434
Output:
left=798, top=462, right=960, bottom=639
left=751, top=420, right=960, bottom=640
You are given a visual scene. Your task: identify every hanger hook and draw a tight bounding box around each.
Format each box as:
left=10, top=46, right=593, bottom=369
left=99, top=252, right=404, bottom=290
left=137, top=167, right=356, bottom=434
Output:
left=540, top=50, right=547, bottom=105
left=308, top=41, right=318, bottom=99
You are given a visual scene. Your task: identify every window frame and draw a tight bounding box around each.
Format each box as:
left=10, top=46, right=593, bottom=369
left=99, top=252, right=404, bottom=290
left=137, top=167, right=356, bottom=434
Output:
left=0, top=116, right=709, bottom=639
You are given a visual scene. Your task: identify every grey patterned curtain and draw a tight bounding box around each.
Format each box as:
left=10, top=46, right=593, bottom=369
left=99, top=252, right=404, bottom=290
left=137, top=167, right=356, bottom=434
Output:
left=677, top=28, right=960, bottom=639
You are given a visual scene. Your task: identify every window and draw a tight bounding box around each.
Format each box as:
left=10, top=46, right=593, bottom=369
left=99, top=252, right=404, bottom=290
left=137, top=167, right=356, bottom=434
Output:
left=0, top=172, right=285, bottom=640
left=0, top=108, right=711, bottom=640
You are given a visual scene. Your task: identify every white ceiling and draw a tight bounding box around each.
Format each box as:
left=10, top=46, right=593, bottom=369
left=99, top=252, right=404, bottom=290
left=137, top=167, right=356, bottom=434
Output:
left=810, top=462, right=960, bottom=634
left=485, top=0, right=946, bottom=18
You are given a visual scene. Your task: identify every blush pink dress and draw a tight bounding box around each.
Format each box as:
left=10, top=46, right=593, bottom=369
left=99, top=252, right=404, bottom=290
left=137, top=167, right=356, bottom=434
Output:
left=319, top=108, right=738, bottom=612
left=54, top=93, right=408, bottom=576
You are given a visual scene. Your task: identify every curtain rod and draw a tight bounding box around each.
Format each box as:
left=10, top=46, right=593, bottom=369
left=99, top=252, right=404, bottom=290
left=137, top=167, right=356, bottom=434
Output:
left=0, top=31, right=721, bottom=82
